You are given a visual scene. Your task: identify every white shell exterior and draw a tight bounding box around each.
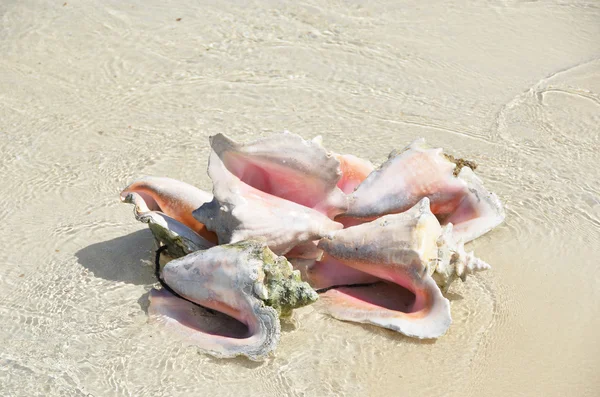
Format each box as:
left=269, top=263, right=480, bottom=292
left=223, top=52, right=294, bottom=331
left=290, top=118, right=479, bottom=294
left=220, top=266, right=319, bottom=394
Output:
left=155, top=242, right=281, bottom=361
left=210, top=132, right=348, bottom=218
left=317, top=199, right=452, bottom=338
left=193, top=150, right=343, bottom=255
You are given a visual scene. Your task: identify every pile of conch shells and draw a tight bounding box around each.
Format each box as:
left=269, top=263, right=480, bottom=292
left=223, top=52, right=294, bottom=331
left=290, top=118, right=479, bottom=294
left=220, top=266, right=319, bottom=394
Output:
left=119, top=132, right=505, bottom=361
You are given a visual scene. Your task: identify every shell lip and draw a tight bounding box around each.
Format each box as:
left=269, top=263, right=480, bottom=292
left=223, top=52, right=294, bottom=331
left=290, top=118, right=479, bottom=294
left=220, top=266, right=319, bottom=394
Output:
left=315, top=237, right=451, bottom=338
left=119, top=179, right=162, bottom=211
left=312, top=243, right=433, bottom=314
left=315, top=280, right=424, bottom=323
left=318, top=273, right=451, bottom=339
left=152, top=287, right=254, bottom=340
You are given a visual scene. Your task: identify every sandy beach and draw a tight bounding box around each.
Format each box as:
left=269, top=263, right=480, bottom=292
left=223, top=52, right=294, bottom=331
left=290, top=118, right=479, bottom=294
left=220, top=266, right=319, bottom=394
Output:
left=0, top=1, right=598, bottom=396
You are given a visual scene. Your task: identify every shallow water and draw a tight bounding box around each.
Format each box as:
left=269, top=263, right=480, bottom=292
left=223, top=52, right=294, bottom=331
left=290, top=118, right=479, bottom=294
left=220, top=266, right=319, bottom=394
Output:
left=0, top=1, right=598, bottom=396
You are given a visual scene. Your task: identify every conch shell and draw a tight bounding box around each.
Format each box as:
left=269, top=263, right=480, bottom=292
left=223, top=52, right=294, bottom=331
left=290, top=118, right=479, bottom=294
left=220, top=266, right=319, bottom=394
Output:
left=443, top=166, right=506, bottom=242
left=314, top=198, right=489, bottom=338
left=193, top=150, right=343, bottom=255
left=334, top=153, right=375, bottom=194
left=344, top=139, right=505, bottom=242
left=210, top=132, right=348, bottom=218
left=120, top=176, right=217, bottom=242
left=121, top=192, right=214, bottom=258
left=149, top=240, right=318, bottom=361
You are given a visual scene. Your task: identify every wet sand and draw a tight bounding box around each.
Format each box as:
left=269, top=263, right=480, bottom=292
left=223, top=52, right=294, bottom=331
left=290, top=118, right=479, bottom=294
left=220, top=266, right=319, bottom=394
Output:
left=0, top=1, right=598, bottom=396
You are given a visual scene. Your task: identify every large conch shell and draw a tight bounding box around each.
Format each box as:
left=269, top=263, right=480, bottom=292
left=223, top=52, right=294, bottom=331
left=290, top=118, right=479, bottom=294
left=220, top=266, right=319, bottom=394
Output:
left=148, top=240, right=318, bottom=361
left=120, top=176, right=217, bottom=242
left=193, top=150, right=343, bottom=255
left=344, top=139, right=505, bottom=242
left=314, top=198, right=489, bottom=338
left=210, top=132, right=348, bottom=218
left=121, top=192, right=214, bottom=258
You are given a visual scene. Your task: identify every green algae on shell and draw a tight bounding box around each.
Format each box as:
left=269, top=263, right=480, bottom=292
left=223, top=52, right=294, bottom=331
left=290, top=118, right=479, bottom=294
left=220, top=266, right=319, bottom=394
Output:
left=259, top=244, right=319, bottom=318
left=227, top=240, right=319, bottom=318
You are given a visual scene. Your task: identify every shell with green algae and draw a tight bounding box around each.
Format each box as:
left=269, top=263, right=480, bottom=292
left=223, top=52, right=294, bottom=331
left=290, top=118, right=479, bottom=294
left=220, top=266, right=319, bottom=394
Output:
left=256, top=242, right=319, bottom=318
left=122, top=192, right=214, bottom=259
left=150, top=240, right=318, bottom=361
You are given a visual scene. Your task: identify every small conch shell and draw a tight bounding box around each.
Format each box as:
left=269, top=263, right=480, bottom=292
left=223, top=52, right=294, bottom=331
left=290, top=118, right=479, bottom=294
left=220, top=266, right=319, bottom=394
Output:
left=209, top=132, right=348, bottom=218
left=193, top=150, right=343, bottom=255
left=120, top=176, right=217, bottom=242
left=344, top=138, right=505, bottom=242
left=149, top=240, right=318, bottom=361
left=122, top=192, right=214, bottom=258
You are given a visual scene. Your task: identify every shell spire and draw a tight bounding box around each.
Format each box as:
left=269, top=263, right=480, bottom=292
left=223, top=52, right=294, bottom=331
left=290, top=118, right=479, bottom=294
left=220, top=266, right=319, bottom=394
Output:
left=432, top=224, right=491, bottom=292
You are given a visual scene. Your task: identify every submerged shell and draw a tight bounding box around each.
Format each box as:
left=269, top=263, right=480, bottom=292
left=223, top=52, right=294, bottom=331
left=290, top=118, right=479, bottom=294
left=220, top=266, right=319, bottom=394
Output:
left=319, top=278, right=450, bottom=339
left=193, top=150, right=343, bottom=255
left=210, top=132, right=348, bottom=218
left=149, top=288, right=255, bottom=352
left=120, top=176, right=217, bottom=242
left=151, top=240, right=318, bottom=361
left=122, top=192, right=214, bottom=258
left=345, top=138, right=505, bottom=242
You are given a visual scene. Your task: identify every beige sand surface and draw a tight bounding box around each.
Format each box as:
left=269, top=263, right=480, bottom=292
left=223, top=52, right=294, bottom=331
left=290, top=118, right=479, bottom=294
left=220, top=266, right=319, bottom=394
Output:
left=0, top=1, right=598, bottom=396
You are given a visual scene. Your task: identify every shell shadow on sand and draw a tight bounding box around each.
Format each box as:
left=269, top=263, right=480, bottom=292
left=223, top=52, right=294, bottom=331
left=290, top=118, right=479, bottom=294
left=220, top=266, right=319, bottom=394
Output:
left=75, top=229, right=157, bottom=285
